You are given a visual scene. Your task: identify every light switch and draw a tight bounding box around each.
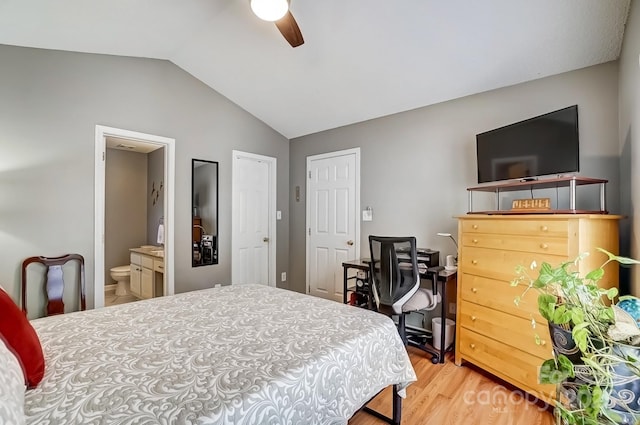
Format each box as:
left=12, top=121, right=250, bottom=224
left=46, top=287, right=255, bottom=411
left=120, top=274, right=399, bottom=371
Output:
left=277, top=211, right=282, bottom=220
left=362, top=207, right=373, bottom=221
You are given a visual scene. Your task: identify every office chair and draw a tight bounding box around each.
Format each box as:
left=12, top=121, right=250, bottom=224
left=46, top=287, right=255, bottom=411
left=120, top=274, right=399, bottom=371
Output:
left=368, top=236, right=440, bottom=350
left=21, top=254, right=85, bottom=318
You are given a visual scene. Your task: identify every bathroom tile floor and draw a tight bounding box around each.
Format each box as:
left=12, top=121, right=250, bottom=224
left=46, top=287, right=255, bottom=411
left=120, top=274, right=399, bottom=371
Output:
left=105, top=292, right=139, bottom=307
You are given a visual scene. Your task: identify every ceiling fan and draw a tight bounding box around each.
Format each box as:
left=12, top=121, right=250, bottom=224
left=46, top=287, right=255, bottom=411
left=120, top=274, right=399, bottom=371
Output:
left=250, top=0, right=304, bottom=48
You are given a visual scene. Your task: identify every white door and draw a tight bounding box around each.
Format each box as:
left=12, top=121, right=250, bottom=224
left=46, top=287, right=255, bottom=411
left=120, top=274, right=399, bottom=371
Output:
left=232, top=151, right=276, bottom=286
left=307, top=148, right=360, bottom=301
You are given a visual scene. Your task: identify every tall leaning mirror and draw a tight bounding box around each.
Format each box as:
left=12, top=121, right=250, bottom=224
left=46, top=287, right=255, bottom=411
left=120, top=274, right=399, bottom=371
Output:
left=192, top=159, right=219, bottom=267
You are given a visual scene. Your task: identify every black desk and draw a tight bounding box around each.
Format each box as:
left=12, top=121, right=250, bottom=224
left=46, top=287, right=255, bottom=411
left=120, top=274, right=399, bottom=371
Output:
left=342, top=259, right=457, bottom=364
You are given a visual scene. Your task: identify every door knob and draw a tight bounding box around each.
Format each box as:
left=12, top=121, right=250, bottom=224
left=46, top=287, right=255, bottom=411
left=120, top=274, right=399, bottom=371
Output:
left=347, top=240, right=354, bottom=246
left=263, top=237, right=269, bottom=242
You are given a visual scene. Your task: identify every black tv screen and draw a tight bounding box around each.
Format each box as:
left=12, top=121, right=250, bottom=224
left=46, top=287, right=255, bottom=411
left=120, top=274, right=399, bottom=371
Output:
left=476, top=105, right=579, bottom=184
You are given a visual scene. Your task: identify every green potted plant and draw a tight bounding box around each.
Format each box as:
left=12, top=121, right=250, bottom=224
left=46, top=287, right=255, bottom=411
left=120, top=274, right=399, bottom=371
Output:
left=512, top=248, right=640, bottom=425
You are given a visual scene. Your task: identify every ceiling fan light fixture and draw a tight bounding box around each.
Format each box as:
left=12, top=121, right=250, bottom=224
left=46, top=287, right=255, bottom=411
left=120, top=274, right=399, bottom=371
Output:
left=251, top=0, right=289, bottom=22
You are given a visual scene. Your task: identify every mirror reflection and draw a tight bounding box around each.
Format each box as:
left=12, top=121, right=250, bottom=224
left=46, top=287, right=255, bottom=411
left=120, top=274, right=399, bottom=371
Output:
left=192, top=159, right=219, bottom=266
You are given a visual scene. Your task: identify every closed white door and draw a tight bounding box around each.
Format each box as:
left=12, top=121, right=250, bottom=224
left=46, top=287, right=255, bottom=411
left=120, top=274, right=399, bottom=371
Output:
left=307, top=148, right=360, bottom=301
left=232, top=151, right=276, bottom=286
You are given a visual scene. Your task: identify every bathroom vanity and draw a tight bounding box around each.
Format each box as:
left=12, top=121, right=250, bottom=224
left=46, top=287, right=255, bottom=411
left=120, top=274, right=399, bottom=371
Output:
left=129, top=247, right=164, bottom=299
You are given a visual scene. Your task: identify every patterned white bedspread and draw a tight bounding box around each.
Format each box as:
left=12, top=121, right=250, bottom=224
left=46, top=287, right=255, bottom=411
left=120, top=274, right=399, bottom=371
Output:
left=24, top=284, right=416, bottom=425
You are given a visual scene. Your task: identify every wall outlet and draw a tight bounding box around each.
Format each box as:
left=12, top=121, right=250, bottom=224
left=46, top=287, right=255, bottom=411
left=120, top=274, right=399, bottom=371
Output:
left=449, top=302, right=456, bottom=315
left=281, top=272, right=287, bottom=282
left=214, top=283, right=222, bottom=288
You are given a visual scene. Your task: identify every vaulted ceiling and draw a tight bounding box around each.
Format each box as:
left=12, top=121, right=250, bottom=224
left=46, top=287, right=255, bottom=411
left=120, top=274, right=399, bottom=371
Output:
left=0, top=0, right=631, bottom=138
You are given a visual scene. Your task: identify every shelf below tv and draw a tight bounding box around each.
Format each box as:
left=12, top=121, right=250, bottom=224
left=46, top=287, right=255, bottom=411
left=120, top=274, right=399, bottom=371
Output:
left=467, top=176, right=608, bottom=214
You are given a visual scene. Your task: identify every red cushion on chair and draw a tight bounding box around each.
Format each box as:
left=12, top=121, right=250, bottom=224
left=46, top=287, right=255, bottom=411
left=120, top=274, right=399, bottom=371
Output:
left=0, top=288, right=44, bottom=388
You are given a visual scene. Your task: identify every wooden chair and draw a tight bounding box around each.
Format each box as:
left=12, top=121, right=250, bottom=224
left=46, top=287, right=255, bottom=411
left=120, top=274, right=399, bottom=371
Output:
left=21, top=254, right=85, bottom=317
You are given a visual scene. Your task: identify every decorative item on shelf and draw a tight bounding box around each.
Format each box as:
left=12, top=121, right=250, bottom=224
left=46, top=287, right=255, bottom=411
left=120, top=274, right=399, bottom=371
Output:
left=512, top=249, right=640, bottom=425
left=511, top=197, right=551, bottom=211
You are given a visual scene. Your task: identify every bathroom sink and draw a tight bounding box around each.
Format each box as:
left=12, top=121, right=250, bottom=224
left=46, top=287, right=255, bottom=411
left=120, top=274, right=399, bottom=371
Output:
left=150, top=250, right=164, bottom=258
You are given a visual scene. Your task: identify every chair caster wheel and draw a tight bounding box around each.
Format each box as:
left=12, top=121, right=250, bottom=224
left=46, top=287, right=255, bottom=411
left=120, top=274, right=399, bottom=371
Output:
left=431, top=357, right=439, bottom=364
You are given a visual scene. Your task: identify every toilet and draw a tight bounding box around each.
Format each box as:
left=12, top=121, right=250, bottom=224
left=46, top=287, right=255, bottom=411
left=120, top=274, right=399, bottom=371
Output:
left=110, top=265, right=131, bottom=296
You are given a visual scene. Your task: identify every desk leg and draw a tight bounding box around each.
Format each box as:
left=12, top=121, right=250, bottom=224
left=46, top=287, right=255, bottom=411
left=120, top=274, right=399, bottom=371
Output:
left=343, top=266, right=348, bottom=304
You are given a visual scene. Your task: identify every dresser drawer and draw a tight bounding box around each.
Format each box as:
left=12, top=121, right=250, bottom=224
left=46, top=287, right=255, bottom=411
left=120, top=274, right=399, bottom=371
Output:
left=459, top=300, right=551, bottom=360
left=460, top=273, right=545, bottom=321
left=459, top=246, right=566, bottom=282
left=459, top=329, right=556, bottom=400
left=461, top=233, right=568, bottom=256
left=461, top=219, right=569, bottom=238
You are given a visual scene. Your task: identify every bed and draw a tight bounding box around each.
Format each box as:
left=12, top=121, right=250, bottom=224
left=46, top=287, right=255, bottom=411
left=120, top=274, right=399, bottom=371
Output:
left=6, top=284, right=416, bottom=424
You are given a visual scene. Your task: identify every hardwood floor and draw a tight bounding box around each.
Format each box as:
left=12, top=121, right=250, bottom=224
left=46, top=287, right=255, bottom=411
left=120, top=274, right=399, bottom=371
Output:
left=349, top=346, right=556, bottom=425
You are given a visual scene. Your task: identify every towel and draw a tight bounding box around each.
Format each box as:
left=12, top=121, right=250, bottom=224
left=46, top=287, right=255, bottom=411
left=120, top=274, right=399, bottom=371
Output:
left=157, top=223, right=164, bottom=245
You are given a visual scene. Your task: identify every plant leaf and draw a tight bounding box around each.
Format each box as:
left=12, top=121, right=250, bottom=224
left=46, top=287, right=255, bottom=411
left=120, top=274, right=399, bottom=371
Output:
left=585, top=268, right=604, bottom=281
left=572, top=323, right=590, bottom=353
left=537, top=294, right=557, bottom=322
left=539, top=358, right=572, bottom=384
left=596, top=247, right=640, bottom=265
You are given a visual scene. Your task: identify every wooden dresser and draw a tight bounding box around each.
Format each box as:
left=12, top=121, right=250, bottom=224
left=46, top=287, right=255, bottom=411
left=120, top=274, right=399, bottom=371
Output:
left=455, top=214, right=621, bottom=403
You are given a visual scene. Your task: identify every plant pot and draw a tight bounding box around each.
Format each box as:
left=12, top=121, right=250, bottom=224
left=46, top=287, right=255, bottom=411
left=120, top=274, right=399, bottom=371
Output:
left=548, top=323, right=583, bottom=364
left=548, top=323, right=640, bottom=424
left=606, top=343, right=640, bottom=424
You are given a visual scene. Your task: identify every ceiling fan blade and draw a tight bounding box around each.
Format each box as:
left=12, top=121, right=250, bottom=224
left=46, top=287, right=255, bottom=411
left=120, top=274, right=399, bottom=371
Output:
left=274, top=10, right=304, bottom=47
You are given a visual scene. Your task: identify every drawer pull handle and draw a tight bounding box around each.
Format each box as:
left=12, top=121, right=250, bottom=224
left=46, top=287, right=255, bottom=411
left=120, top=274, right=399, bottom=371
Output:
left=470, top=344, right=476, bottom=349
left=472, top=224, right=478, bottom=230
left=471, top=288, right=478, bottom=293
left=540, top=243, right=549, bottom=250
left=540, top=340, right=547, bottom=346
left=472, top=239, right=478, bottom=244
left=471, top=316, right=477, bottom=322
left=471, top=260, right=478, bottom=265
left=540, top=225, right=548, bottom=232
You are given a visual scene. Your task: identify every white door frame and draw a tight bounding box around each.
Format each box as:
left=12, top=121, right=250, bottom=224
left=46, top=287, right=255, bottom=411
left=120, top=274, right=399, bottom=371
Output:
left=231, top=150, right=277, bottom=286
left=94, top=125, right=176, bottom=308
left=305, top=147, right=361, bottom=294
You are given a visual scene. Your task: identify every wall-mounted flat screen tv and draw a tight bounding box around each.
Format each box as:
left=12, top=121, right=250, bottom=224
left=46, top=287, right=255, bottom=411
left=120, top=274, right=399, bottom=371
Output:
left=476, top=105, right=579, bottom=184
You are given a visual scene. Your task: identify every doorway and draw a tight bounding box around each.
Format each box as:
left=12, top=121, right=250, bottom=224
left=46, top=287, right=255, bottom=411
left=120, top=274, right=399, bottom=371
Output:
left=306, top=148, right=360, bottom=302
left=94, top=125, right=175, bottom=308
left=231, top=150, right=276, bottom=286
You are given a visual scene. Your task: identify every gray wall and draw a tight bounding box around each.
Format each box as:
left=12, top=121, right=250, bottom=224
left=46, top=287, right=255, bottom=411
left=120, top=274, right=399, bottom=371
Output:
left=289, top=63, right=621, bottom=294
left=618, top=0, right=640, bottom=294
left=105, top=148, right=148, bottom=283
left=0, top=44, right=290, bottom=307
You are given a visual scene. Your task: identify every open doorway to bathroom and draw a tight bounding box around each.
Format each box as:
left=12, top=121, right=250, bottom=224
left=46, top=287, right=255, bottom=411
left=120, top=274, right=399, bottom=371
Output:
left=94, top=126, right=175, bottom=309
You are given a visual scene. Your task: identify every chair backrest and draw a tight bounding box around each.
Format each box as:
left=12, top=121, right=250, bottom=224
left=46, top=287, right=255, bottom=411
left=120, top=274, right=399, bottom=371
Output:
left=368, top=236, right=420, bottom=315
left=21, top=254, right=85, bottom=318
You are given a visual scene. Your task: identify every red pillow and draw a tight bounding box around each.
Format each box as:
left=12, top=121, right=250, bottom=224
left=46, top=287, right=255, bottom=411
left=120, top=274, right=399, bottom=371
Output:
left=0, top=287, right=44, bottom=388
